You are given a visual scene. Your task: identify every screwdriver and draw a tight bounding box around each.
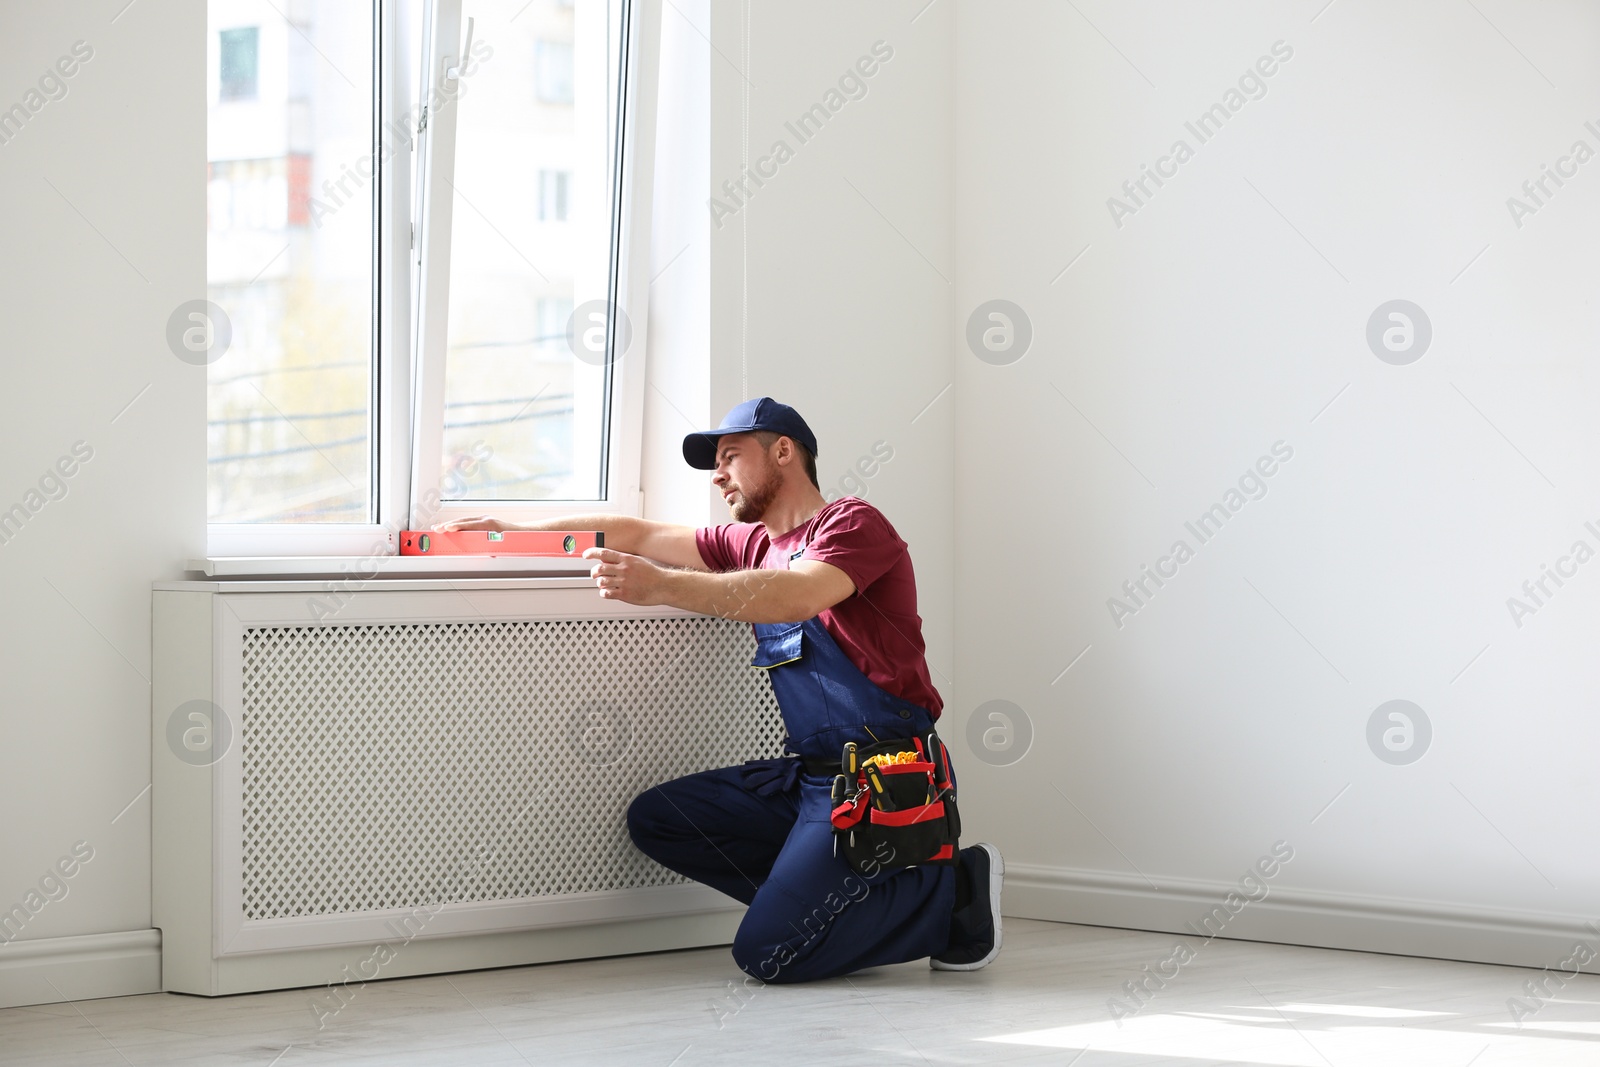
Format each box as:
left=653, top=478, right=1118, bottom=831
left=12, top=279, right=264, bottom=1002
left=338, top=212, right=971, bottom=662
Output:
left=864, top=762, right=894, bottom=811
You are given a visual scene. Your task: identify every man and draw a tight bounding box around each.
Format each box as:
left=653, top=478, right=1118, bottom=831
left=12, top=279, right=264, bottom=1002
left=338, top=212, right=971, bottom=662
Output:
left=439, top=397, right=1001, bottom=982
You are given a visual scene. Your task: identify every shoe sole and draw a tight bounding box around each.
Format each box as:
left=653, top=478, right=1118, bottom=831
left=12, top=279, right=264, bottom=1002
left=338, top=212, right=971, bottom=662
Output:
left=930, top=842, right=1003, bottom=971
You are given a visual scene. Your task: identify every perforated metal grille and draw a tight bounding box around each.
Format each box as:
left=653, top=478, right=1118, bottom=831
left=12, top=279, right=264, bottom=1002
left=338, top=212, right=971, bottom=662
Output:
left=240, top=617, right=784, bottom=921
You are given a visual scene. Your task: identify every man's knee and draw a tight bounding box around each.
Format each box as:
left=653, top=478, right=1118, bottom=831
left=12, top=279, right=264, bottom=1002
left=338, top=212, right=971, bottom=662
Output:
left=731, top=925, right=788, bottom=985
left=731, top=902, right=835, bottom=985
left=732, top=937, right=826, bottom=986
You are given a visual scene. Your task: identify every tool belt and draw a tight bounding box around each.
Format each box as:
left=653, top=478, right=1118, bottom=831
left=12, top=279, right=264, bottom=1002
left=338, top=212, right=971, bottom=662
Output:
left=824, top=730, right=960, bottom=876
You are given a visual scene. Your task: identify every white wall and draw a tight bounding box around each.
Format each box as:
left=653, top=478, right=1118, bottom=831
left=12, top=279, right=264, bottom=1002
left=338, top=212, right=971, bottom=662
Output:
left=954, top=0, right=1600, bottom=968
left=0, top=0, right=203, bottom=999
left=708, top=0, right=956, bottom=689
left=3, top=0, right=1589, bottom=1010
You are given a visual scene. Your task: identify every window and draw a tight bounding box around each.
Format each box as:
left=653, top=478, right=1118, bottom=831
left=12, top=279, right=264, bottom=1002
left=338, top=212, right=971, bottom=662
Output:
left=218, top=27, right=259, bottom=101
left=538, top=168, right=569, bottom=221
left=205, top=0, right=652, bottom=556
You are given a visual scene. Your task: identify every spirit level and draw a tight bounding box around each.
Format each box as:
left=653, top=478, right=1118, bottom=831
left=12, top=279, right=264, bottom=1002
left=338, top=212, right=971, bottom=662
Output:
left=398, top=530, right=605, bottom=557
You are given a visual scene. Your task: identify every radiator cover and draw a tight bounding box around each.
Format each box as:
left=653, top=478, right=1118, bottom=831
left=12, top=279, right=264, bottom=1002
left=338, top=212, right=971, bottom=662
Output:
left=153, top=582, right=786, bottom=993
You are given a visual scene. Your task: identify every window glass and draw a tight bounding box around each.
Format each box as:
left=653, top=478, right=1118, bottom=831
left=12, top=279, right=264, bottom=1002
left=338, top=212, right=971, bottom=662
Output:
left=437, top=0, right=617, bottom=501
left=207, top=2, right=375, bottom=523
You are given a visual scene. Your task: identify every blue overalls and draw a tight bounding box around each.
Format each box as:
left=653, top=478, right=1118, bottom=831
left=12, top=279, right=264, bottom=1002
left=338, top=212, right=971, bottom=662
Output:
left=626, top=597, right=958, bottom=983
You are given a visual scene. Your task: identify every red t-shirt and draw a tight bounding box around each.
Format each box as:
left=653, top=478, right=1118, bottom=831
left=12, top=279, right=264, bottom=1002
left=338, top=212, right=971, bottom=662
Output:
left=695, top=497, right=943, bottom=717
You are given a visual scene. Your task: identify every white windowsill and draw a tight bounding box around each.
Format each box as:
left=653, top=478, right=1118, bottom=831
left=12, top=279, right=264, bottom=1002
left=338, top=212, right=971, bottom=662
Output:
left=187, top=555, right=594, bottom=580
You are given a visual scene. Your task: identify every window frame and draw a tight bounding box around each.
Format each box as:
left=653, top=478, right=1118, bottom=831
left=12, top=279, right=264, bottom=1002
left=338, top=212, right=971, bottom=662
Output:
left=205, top=0, right=659, bottom=560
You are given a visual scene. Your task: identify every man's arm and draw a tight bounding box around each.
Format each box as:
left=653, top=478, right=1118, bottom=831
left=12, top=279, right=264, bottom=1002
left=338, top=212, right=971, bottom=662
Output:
left=437, top=513, right=708, bottom=571
left=585, top=550, right=855, bottom=623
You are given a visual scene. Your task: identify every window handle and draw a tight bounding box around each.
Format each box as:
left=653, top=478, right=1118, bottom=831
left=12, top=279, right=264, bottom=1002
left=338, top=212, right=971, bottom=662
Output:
left=444, top=16, right=475, bottom=82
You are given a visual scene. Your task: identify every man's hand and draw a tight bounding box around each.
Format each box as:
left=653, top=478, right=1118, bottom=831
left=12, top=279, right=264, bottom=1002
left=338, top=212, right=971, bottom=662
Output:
left=432, top=515, right=509, bottom=533
left=584, top=546, right=671, bottom=605
left=581, top=548, right=854, bottom=621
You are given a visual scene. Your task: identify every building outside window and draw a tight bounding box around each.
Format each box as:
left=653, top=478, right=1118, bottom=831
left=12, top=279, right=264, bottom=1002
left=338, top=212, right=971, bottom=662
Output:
left=538, top=169, right=569, bottom=221
left=534, top=39, right=573, bottom=104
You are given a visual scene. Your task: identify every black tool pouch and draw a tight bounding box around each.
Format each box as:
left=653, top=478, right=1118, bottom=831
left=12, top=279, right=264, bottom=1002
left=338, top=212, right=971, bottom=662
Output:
left=827, top=730, right=960, bottom=876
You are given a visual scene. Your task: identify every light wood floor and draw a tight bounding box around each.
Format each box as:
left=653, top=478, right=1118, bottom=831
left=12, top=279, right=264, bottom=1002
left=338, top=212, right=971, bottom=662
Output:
left=3, top=919, right=1598, bottom=1065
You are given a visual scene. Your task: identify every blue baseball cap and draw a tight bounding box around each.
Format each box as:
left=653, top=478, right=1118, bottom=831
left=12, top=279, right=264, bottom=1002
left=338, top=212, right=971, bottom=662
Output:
left=682, top=397, right=820, bottom=470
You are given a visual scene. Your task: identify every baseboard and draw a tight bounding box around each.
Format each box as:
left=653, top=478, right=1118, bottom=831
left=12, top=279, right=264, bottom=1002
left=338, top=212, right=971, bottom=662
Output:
left=0, top=913, right=743, bottom=1007
left=0, top=929, right=163, bottom=1009
left=1005, top=863, right=1600, bottom=975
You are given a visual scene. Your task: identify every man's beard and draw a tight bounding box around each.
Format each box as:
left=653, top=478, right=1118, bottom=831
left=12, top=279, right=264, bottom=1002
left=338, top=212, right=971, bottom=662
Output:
left=729, top=463, right=781, bottom=522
